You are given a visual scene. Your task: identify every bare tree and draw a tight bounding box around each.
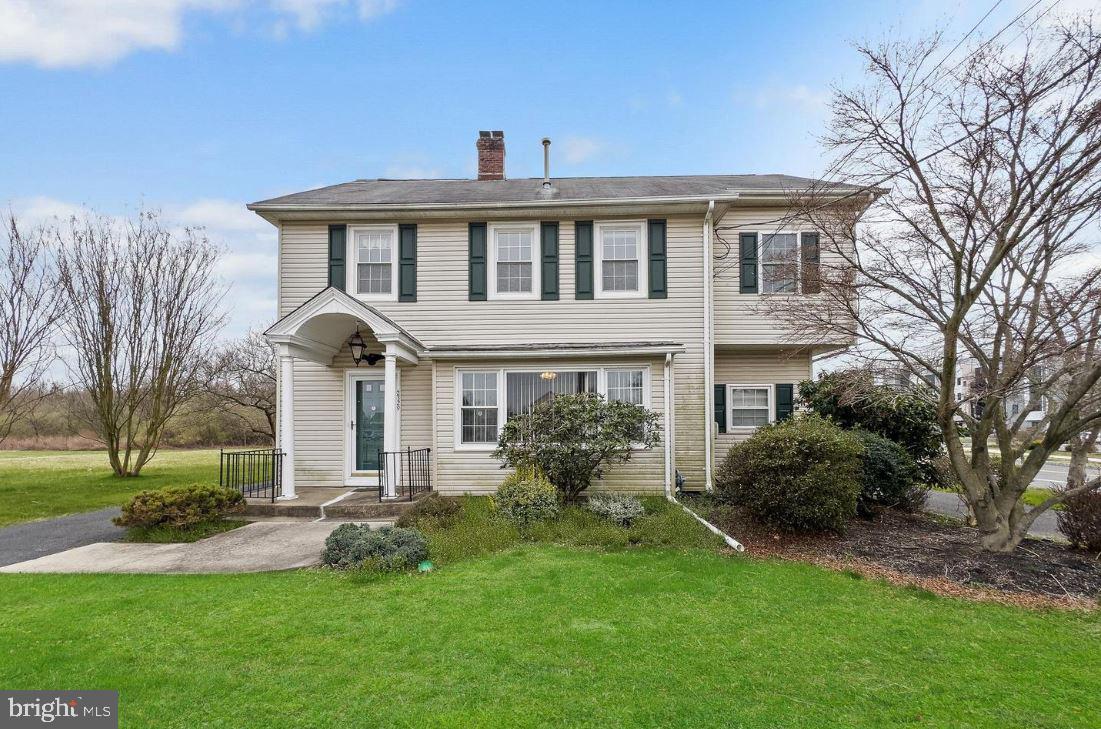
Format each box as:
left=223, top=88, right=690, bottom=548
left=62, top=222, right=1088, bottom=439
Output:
left=208, top=330, right=277, bottom=444
left=757, top=18, right=1101, bottom=551
left=57, top=210, right=227, bottom=476
left=0, top=213, right=65, bottom=443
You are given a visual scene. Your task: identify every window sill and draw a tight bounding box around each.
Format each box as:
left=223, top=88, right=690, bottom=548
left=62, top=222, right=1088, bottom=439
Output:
left=454, top=443, right=498, bottom=452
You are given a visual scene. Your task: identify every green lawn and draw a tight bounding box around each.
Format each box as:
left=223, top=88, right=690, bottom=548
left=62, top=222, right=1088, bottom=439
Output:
left=0, top=449, right=221, bottom=526
left=0, top=547, right=1097, bottom=727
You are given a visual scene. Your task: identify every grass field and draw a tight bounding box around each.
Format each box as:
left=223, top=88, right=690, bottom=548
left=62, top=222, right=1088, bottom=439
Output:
left=0, top=449, right=221, bottom=527
left=0, top=546, right=1097, bottom=728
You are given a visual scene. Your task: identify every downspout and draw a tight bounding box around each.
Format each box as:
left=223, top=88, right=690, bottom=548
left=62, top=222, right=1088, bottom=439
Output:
left=703, top=200, right=715, bottom=491
left=664, top=353, right=673, bottom=498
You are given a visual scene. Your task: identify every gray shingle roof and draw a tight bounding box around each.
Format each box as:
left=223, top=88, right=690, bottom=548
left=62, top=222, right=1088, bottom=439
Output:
left=249, top=174, right=860, bottom=209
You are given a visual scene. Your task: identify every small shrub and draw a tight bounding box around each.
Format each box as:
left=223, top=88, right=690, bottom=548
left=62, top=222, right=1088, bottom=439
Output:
left=586, top=493, right=645, bottom=527
left=491, top=467, right=559, bottom=526
left=322, top=523, right=428, bottom=571
left=714, top=415, right=862, bottom=533
left=494, top=392, right=661, bottom=498
left=113, top=484, right=244, bottom=529
left=395, top=493, right=462, bottom=529
left=855, top=430, right=928, bottom=514
left=1057, top=488, right=1101, bottom=552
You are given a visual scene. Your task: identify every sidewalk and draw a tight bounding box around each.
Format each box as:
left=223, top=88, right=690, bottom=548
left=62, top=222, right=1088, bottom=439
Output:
left=0, top=520, right=389, bottom=574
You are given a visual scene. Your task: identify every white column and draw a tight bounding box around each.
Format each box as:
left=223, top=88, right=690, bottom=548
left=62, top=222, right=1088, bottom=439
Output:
left=278, top=353, right=297, bottom=500
left=383, top=348, right=399, bottom=497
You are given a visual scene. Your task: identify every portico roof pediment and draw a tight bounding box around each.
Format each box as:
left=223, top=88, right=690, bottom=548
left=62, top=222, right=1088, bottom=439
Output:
left=264, top=287, right=423, bottom=365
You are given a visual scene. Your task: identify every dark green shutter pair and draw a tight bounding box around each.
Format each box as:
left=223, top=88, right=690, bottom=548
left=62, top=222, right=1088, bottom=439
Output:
left=327, top=224, right=417, bottom=301
left=468, top=222, right=560, bottom=301
left=739, top=232, right=820, bottom=294
left=713, top=383, right=795, bottom=432
left=575, top=219, right=667, bottom=299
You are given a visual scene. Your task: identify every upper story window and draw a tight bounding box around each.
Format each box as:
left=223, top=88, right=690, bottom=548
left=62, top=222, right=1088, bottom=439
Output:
left=489, top=223, right=539, bottom=299
left=349, top=224, right=398, bottom=300
left=760, top=232, right=798, bottom=294
left=595, top=221, right=646, bottom=298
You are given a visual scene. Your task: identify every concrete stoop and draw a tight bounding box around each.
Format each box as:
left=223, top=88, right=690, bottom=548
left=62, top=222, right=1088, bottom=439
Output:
left=244, top=488, right=427, bottom=520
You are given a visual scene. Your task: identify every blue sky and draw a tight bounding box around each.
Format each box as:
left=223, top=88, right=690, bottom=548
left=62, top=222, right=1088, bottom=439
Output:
left=0, top=0, right=1070, bottom=337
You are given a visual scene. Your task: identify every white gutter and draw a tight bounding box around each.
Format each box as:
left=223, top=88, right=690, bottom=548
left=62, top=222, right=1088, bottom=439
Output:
left=247, top=193, right=746, bottom=214
left=663, top=353, right=673, bottom=498
left=426, top=344, right=686, bottom=360
left=675, top=498, right=745, bottom=552
left=703, top=200, right=716, bottom=492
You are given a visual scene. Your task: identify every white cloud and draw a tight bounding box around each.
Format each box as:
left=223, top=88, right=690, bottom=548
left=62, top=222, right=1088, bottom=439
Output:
left=753, top=84, right=830, bottom=112
left=0, top=0, right=402, bottom=68
left=171, top=198, right=270, bottom=233
left=561, top=136, right=604, bottom=165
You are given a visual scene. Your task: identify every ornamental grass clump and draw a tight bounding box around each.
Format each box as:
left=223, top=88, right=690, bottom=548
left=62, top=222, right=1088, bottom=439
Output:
left=587, top=493, right=645, bottom=527
left=491, top=466, right=559, bottom=526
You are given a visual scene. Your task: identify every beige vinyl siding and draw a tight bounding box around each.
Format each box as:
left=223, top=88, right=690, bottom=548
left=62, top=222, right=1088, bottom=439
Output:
left=288, top=332, right=432, bottom=487
left=436, top=357, right=667, bottom=494
left=713, top=208, right=851, bottom=347
left=712, top=349, right=812, bottom=457
left=279, top=216, right=707, bottom=491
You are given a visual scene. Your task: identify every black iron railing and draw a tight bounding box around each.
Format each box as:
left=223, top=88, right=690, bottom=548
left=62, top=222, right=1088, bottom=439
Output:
left=377, top=447, right=432, bottom=501
left=220, top=448, right=283, bottom=502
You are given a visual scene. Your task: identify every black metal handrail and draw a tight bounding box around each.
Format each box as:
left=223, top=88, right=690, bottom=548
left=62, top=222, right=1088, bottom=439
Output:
left=377, top=447, right=432, bottom=501
left=220, top=448, right=283, bottom=502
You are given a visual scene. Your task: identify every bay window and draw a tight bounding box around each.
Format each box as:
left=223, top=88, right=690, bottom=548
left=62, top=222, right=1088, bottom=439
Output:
left=457, top=366, right=650, bottom=446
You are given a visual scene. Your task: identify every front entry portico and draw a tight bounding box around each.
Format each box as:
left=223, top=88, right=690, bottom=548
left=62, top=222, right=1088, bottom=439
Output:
left=264, top=288, right=424, bottom=499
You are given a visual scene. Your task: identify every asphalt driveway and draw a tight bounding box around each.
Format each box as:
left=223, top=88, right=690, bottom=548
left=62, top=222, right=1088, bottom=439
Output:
left=0, top=507, right=125, bottom=567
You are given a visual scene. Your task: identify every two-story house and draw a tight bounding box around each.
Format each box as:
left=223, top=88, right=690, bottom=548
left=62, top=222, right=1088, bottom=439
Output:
left=250, top=131, right=857, bottom=500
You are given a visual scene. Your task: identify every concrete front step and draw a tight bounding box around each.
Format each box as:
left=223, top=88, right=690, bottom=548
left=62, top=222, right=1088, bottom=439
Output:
left=243, top=489, right=427, bottom=520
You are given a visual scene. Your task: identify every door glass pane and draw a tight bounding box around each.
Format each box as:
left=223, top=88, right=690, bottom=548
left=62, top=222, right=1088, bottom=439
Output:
left=355, top=380, right=384, bottom=470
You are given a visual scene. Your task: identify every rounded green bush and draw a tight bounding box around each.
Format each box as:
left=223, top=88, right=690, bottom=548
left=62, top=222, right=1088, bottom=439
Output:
left=322, top=523, right=429, bottom=571
left=395, top=493, right=462, bottom=529
left=714, top=415, right=862, bottom=533
left=854, top=430, right=927, bottom=514
left=491, top=467, right=559, bottom=526
left=113, top=484, right=244, bottom=529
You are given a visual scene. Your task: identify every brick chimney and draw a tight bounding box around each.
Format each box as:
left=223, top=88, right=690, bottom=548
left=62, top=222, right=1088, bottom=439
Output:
left=476, top=130, right=505, bottom=180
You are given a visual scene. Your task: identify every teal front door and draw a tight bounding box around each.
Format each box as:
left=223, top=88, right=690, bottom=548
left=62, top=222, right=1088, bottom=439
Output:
left=355, top=379, right=385, bottom=471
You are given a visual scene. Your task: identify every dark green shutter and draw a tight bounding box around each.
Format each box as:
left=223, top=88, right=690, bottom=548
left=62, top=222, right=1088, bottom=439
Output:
left=468, top=222, right=487, bottom=301
left=328, top=224, right=347, bottom=291
left=801, top=232, right=820, bottom=294
left=575, top=221, right=594, bottom=299
left=714, top=384, right=727, bottom=434
left=739, top=232, right=758, bottom=294
left=541, top=222, right=559, bottom=301
left=398, top=224, right=417, bottom=302
left=776, top=384, right=794, bottom=421
left=648, top=219, right=668, bottom=299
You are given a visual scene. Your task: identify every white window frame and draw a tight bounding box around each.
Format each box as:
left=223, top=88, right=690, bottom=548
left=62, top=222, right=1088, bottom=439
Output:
left=757, top=230, right=805, bottom=295
left=346, top=224, right=399, bottom=301
left=727, top=383, right=775, bottom=430
left=488, top=222, right=540, bottom=300
left=594, top=220, right=647, bottom=299
left=454, top=365, right=652, bottom=450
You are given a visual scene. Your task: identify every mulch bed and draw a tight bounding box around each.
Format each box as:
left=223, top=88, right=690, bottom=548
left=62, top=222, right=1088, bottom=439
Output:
left=706, top=505, right=1100, bottom=610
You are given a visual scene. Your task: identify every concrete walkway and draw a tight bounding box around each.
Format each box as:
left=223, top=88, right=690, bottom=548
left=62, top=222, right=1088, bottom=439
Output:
left=0, top=507, right=125, bottom=567
left=924, top=490, right=1064, bottom=541
left=0, top=521, right=385, bottom=574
